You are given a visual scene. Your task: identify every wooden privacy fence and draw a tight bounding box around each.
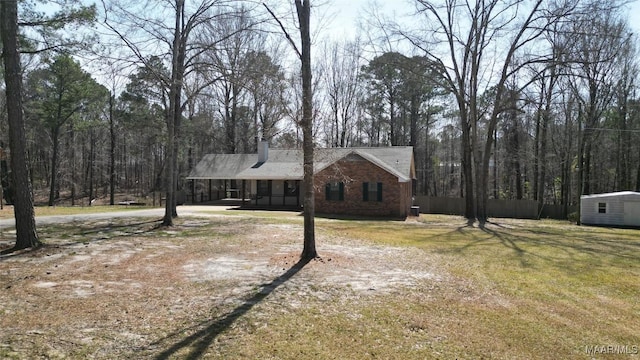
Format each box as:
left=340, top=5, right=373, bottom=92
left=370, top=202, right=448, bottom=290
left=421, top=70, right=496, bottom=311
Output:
left=413, top=196, right=571, bottom=220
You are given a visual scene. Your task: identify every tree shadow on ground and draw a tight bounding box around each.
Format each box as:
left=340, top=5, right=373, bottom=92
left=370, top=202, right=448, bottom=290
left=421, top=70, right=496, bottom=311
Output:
left=0, top=244, right=44, bottom=257
left=150, top=257, right=312, bottom=360
left=76, top=219, right=162, bottom=235
left=453, top=219, right=640, bottom=270
left=55, top=219, right=168, bottom=248
left=0, top=219, right=163, bottom=259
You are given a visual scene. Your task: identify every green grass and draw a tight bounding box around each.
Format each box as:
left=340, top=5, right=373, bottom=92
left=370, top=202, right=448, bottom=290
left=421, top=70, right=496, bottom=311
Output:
left=325, top=216, right=640, bottom=296
left=307, top=215, right=640, bottom=358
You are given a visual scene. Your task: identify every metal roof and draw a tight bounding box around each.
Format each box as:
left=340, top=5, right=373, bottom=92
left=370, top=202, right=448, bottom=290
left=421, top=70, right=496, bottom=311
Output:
left=187, top=146, right=415, bottom=182
left=580, top=191, right=640, bottom=199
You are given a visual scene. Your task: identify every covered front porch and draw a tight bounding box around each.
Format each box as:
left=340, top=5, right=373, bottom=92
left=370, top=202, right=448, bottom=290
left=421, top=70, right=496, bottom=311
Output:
left=252, top=179, right=302, bottom=207
left=187, top=178, right=302, bottom=209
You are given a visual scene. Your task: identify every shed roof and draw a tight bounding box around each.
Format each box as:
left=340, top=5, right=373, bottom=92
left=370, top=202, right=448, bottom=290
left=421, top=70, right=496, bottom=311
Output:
left=580, top=191, right=640, bottom=200
left=187, top=146, right=415, bottom=182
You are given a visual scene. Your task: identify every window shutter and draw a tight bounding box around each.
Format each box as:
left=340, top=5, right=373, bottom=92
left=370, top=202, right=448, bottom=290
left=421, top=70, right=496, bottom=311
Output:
left=363, top=182, right=369, bottom=201
left=377, top=182, right=383, bottom=202
left=339, top=182, right=344, bottom=201
left=325, top=183, right=331, bottom=200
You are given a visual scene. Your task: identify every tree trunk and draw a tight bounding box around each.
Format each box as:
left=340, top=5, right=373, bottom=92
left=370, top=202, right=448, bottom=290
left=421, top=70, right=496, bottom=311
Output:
left=172, top=116, right=180, bottom=217
left=224, top=86, right=236, bottom=153
left=1, top=0, right=40, bottom=250
left=89, top=129, right=95, bottom=205
left=493, top=128, right=498, bottom=199
left=409, top=94, right=418, bottom=147
left=583, top=141, right=592, bottom=195
left=69, top=123, right=76, bottom=206
left=163, top=103, right=176, bottom=225
left=513, top=120, right=523, bottom=200
left=0, top=150, right=3, bottom=210
left=636, top=161, right=640, bottom=192
left=253, top=91, right=260, bottom=151
left=533, top=105, right=541, bottom=201
left=389, top=91, right=396, bottom=145
left=576, top=107, right=584, bottom=225
left=333, top=98, right=339, bottom=147
left=515, top=157, right=523, bottom=200
left=615, top=88, right=629, bottom=190
left=162, top=0, right=184, bottom=226
left=48, top=127, right=60, bottom=206
left=296, top=0, right=317, bottom=260
left=461, top=119, right=474, bottom=219
left=456, top=91, right=475, bottom=219
left=537, top=108, right=549, bottom=204
left=424, top=123, right=430, bottom=195
left=537, top=70, right=556, bottom=210
left=109, top=93, right=116, bottom=205
left=339, top=103, right=348, bottom=147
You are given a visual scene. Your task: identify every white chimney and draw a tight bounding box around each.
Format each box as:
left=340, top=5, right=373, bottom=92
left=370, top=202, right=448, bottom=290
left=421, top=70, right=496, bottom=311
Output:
left=258, top=139, right=269, bottom=163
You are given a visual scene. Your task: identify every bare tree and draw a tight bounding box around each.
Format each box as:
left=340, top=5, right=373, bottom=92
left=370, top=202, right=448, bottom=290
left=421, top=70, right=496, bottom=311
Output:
left=263, top=0, right=316, bottom=259
left=102, top=65, right=128, bottom=205
left=243, top=50, right=288, bottom=147
left=102, top=0, right=240, bottom=225
left=612, top=38, right=639, bottom=191
left=201, top=6, right=257, bottom=154
left=565, top=2, right=630, bottom=222
left=401, top=0, right=578, bottom=222
left=529, top=29, right=563, bottom=210
left=321, top=39, right=363, bottom=147
left=296, top=0, right=317, bottom=259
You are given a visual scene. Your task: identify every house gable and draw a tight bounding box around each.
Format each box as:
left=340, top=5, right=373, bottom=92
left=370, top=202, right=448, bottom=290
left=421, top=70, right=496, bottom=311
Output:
left=314, top=153, right=411, bottom=218
left=313, top=147, right=415, bottom=183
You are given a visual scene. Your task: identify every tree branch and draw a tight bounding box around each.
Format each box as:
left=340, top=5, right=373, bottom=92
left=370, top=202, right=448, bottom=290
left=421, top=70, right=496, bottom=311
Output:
left=262, top=3, right=301, bottom=59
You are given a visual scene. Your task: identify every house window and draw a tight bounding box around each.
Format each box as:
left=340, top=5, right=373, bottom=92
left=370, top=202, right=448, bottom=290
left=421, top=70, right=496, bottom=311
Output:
left=285, top=180, right=299, bottom=196
left=257, top=180, right=270, bottom=196
left=363, top=182, right=383, bottom=202
left=325, top=182, right=344, bottom=201
left=598, top=202, right=607, bottom=214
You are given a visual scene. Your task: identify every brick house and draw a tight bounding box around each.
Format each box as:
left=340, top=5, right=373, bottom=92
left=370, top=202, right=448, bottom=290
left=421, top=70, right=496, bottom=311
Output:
left=187, top=142, right=415, bottom=218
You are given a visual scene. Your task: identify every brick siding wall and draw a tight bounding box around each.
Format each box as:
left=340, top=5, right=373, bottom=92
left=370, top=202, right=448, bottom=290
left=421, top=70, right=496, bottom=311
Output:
left=314, top=154, right=410, bottom=218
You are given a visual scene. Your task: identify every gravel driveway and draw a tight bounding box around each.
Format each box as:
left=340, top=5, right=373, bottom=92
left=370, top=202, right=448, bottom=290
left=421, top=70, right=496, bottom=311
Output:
left=0, top=205, right=233, bottom=229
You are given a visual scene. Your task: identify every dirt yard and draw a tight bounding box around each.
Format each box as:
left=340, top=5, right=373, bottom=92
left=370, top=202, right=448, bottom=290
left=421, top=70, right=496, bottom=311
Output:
left=0, top=215, right=452, bottom=359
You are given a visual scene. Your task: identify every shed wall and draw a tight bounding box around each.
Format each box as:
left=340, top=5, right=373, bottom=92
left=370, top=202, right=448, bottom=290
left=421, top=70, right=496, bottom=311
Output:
left=581, top=193, right=640, bottom=226
left=623, top=202, right=640, bottom=226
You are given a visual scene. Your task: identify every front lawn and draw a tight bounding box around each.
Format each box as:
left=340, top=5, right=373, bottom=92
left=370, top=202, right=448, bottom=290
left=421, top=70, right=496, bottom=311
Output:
left=0, top=212, right=637, bottom=359
left=316, top=215, right=640, bottom=359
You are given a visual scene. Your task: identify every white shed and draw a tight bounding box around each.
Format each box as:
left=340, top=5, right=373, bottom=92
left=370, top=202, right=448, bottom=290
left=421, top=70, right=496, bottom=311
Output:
left=580, top=191, right=640, bottom=227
